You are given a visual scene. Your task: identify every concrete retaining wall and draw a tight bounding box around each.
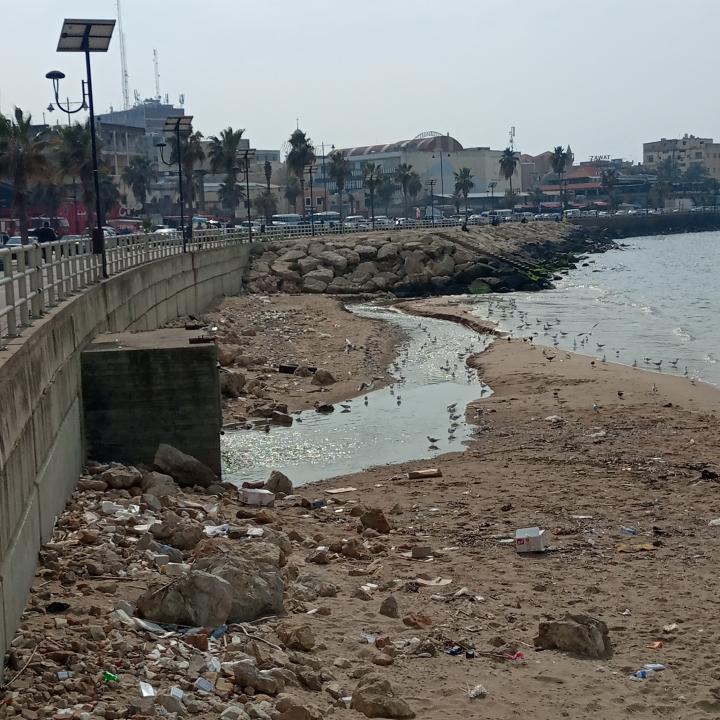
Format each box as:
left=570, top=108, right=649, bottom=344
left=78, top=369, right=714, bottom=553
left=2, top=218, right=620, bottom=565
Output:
left=569, top=212, right=720, bottom=237
left=0, top=243, right=251, bottom=677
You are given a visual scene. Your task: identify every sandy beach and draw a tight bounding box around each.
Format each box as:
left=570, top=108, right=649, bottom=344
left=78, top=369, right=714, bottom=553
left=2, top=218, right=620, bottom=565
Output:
left=5, top=293, right=720, bottom=720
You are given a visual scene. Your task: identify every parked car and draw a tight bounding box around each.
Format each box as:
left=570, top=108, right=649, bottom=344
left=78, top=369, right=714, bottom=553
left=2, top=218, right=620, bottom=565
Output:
left=343, top=215, right=368, bottom=230
left=394, top=217, right=417, bottom=229
left=372, top=216, right=393, bottom=229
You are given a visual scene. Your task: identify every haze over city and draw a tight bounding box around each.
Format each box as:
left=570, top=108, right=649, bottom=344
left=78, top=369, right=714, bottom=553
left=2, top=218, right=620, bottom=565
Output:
left=2, top=0, right=719, bottom=159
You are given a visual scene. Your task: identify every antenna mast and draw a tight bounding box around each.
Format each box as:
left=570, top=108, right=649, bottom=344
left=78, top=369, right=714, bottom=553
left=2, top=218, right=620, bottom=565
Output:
left=116, top=0, right=130, bottom=110
left=153, top=49, right=161, bottom=101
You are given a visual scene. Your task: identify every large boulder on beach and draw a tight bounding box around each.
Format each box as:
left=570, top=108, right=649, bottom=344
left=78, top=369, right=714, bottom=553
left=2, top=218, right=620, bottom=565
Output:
left=278, top=248, right=306, bottom=262
left=137, top=571, right=233, bottom=627
left=303, top=277, right=328, bottom=293
left=373, top=271, right=399, bottom=290
left=305, top=267, right=334, bottom=284
left=154, top=443, right=217, bottom=488
left=327, top=276, right=352, bottom=293
left=430, top=255, right=455, bottom=276
left=356, top=245, right=378, bottom=259
left=319, top=250, right=348, bottom=272
left=535, top=614, right=612, bottom=658
left=297, top=256, right=320, bottom=275
left=403, top=251, right=427, bottom=277
left=377, top=242, right=401, bottom=261
left=351, top=674, right=415, bottom=718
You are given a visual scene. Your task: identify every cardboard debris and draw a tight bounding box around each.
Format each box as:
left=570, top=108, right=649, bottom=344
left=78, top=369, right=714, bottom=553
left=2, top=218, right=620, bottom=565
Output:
left=325, top=487, right=358, bottom=494
left=408, top=468, right=443, bottom=479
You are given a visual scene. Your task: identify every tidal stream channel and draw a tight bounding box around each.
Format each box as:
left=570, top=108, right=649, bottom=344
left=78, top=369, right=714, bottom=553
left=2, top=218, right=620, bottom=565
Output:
left=221, top=304, right=491, bottom=486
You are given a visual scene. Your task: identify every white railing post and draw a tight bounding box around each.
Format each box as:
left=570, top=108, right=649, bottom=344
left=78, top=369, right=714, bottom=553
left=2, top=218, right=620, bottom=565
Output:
left=3, top=249, right=17, bottom=337
left=16, top=247, right=29, bottom=326
left=44, top=243, right=56, bottom=307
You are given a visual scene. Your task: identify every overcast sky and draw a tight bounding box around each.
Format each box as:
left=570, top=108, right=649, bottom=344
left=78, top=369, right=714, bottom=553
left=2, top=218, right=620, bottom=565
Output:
left=2, top=0, right=718, bottom=162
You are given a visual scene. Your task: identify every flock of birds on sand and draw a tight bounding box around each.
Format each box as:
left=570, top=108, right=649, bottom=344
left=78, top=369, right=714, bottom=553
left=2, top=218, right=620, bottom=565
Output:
left=484, top=297, right=693, bottom=380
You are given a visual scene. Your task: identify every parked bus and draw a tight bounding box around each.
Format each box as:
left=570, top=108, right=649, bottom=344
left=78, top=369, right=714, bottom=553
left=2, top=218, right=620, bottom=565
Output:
left=271, top=213, right=302, bottom=226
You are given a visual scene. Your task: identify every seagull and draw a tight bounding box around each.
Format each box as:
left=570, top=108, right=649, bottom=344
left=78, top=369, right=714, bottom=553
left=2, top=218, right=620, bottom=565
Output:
left=592, top=403, right=599, bottom=412
left=653, top=360, right=662, bottom=369
left=617, top=391, right=624, bottom=398
left=427, top=436, right=440, bottom=444
left=340, top=403, right=352, bottom=413
left=428, top=443, right=439, bottom=450
left=596, top=343, right=605, bottom=349
left=364, top=396, right=369, bottom=405
left=669, top=358, right=679, bottom=368
left=652, top=383, right=658, bottom=393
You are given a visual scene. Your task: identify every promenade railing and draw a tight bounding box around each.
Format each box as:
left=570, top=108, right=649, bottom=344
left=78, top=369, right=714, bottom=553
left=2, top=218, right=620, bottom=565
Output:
left=0, top=229, right=247, bottom=343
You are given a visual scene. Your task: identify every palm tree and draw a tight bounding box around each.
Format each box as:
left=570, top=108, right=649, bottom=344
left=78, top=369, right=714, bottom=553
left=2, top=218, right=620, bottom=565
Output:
left=0, top=108, right=49, bottom=242
left=255, top=190, right=277, bottom=224
left=377, top=176, right=396, bottom=216
left=453, top=167, right=474, bottom=218
left=263, top=160, right=273, bottom=224
left=99, top=171, right=120, bottom=218
left=551, top=145, right=570, bottom=214
left=499, top=147, right=519, bottom=197
left=286, top=128, right=315, bottom=215
left=600, top=168, right=619, bottom=212
left=54, top=123, right=95, bottom=229
left=363, top=162, right=383, bottom=229
left=394, top=163, right=414, bottom=220
left=170, top=130, right=205, bottom=226
left=121, top=156, right=157, bottom=215
left=209, top=126, right=245, bottom=221
left=30, top=180, right=65, bottom=224
left=284, top=175, right=301, bottom=212
left=328, top=150, right=351, bottom=225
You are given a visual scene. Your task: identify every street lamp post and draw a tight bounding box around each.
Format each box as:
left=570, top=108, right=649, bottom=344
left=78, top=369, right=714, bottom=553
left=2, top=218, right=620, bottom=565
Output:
left=48, top=18, right=116, bottom=278
left=306, top=165, right=316, bottom=237
left=243, top=148, right=254, bottom=244
left=488, top=181, right=497, bottom=212
left=156, top=115, right=193, bottom=252
left=432, top=152, right=451, bottom=201
left=429, top=179, right=436, bottom=228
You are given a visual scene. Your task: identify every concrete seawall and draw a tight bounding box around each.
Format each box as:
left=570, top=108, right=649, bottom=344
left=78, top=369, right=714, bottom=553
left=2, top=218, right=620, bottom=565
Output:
left=0, top=243, right=251, bottom=675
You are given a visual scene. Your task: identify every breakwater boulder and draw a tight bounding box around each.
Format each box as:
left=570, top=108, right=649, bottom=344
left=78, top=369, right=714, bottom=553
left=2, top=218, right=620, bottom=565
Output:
left=245, top=226, right=596, bottom=296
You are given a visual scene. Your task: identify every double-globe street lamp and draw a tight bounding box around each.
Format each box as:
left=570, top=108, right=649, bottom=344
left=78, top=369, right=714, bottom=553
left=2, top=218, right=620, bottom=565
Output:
left=156, top=115, right=194, bottom=252
left=46, top=18, right=115, bottom=279
left=239, top=147, right=256, bottom=244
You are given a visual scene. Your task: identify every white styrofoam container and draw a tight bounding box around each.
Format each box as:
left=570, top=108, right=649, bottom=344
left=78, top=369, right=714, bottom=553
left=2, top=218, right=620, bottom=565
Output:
left=241, top=488, right=275, bottom=507
left=515, top=527, right=546, bottom=553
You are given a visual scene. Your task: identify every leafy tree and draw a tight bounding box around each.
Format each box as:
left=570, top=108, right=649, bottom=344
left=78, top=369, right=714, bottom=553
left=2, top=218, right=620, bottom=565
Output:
left=656, top=157, right=680, bottom=183
left=264, top=160, right=272, bottom=191
left=30, top=180, right=64, bottom=223
left=453, top=167, right=474, bottom=218
left=255, top=189, right=277, bottom=224
left=684, top=163, right=709, bottom=183
left=121, top=156, right=157, bottom=215
left=363, top=162, right=383, bottom=228
left=286, top=128, right=315, bottom=213
left=551, top=145, right=571, bottom=211
left=284, top=174, right=301, bottom=212
left=262, top=160, right=273, bottom=224
left=377, top=176, right=396, bottom=215
left=99, top=171, right=120, bottom=218
left=394, top=163, right=414, bottom=219
left=499, top=147, right=519, bottom=195
left=407, top=171, right=422, bottom=203
left=0, top=108, right=49, bottom=242
left=209, top=127, right=245, bottom=220
left=53, top=123, right=96, bottom=228
left=529, top=186, right=545, bottom=210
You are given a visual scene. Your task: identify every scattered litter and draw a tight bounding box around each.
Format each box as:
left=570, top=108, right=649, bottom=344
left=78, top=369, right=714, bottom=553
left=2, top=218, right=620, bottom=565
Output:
left=515, top=527, right=547, bottom=553
left=709, top=518, right=720, bottom=527
left=203, top=523, right=230, bottom=537
left=663, top=623, right=679, bottom=633
left=240, top=488, right=275, bottom=507
left=414, top=577, right=452, bottom=587
left=194, top=677, right=214, bottom=693
left=246, top=527, right=264, bottom=537
left=504, top=651, right=525, bottom=662
left=620, top=526, right=637, bottom=536
left=170, top=687, right=184, bottom=701
left=630, top=664, right=666, bottom=681
left=647, top=641, right=664, bottom=650
left=310, top=499, right=327, bottom=509
left=545, top=415, right=563, bottom=423
left=57, top=671, right=73, bottom=680
left=325, top=487, right=358, bottom=494
left=468, top=685, right=488, bottom=699
left=617, top=542, right=657, bottom=553
left=46, top=602, right=70, bottom=614
left=102, top=671, right=120, bottom=683
left=408, top=468, right=443, bottom=479
left=139, top=681, right=156, bottom=698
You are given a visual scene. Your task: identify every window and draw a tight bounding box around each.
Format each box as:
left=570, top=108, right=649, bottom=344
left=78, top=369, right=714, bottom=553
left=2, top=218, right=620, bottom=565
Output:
left=316, top=197, right=323, bottom=206
left=695, top=152, right=702, bottom=159
left=648, top=155, right=654, bottom=163
left=305, top=197, right=311, bottom=207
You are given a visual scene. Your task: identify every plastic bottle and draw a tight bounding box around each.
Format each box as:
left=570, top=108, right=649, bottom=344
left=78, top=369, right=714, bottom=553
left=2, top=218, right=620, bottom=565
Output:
left=631, top=669, right=655, bottom=680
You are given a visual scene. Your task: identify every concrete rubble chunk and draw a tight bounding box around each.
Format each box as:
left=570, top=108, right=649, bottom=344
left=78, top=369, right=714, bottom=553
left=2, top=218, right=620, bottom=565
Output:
left=136, top=570, right=233, bottom=627
left=277, top=624, right=316, bottom=652
left=220, top=370, right=247, bottom=398
left=311, top=369, right=336, bottom=386
left=534, top=613, right=613, bottom=658
left=233, top=660, right=285, bottom=695
left=141, top=470, right=180, bottom=498
left=360, top=508, right=391, bottom=534
left=379, top=596, right=400, bottom=619
left=100, top=465, right=142, bottom=490
left=351, top=673, right=415, bottom=718
left=154, top=443, right=217, bottom=488
left=265, top=470, right=293, bottom=495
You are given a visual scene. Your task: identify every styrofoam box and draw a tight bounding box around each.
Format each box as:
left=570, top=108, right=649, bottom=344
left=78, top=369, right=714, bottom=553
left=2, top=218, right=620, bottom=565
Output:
left=241, top=488, right=275, bottom=507
left=515, top=527, right=546, bottom=553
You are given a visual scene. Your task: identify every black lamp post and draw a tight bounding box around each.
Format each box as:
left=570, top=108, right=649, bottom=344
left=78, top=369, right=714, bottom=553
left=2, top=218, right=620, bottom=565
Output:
left=48, top=18, right=116, bottom=279
left=156, top=115, right=193, bottom=252
left=429, top=179, right=436, bottom=228
left=432, top=151, right=451, bottom=200
left=243, top=148, right=255, bottom=243
left=306, top=165, right=316, bottom=236
left=488, top=181, right=497, bottom=212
